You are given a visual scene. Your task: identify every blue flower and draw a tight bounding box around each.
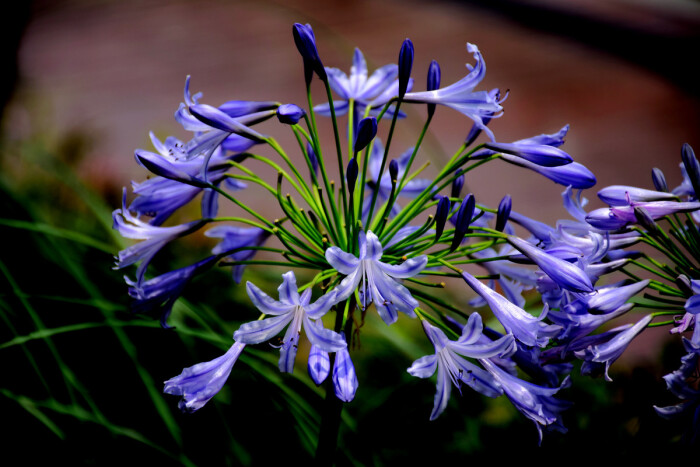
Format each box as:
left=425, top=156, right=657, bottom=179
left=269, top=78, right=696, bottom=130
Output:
left=507, top=236, right=594, bottom=294
left=113, top=189, right=204, bottom=283
left=164, top=341, right=245, bottom=413
left=597, top=185, right=676, bottom=206
left=233, top=271, right=346, bottom=373
left=654, top=342, right=700, bottom=442
left=126, top=255, right=219, bottom=328
left=314, top=48, right=409, bottom=121
left=574, top=314, right=652, bottom=381
left=481, top=358, right=572, bottom=444
left=404, top=43, right=502, bottom=141
left=407, top=315, right=515, bottom=420
left=326, top=231, right=427, bottom=325
left=333, top=344, right=358, bottom=402
left=461, top=270, right=561, bottom=347
left=586, top=200, right=700, bottom=230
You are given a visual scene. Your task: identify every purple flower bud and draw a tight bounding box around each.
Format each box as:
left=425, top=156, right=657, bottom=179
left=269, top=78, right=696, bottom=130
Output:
left=485, top=142, right=573, bottom=167
left=292, top=23, right=327, bottom=86
left=276, top=103, right=305, bottom=125
left=451, top=169, right=464, bottom=199
left=426, top=60, right=441, bottom=118
left=346, top=158, right=359, bottom=194
left=389, top=159, right=399, bottom=182
left=681, top=143, right=700, bottom=198
left=507, top=236, right=594, bottom=293
left=219, top=100, right=279, bottom=118
left=496, top=195, right=512, bottom=232
left=308, top=344, right=330, bottom=385
left=651, top=167, right=668, bottom=192
left=333, top=346, right=358, bottom=402
left=354, top=117, right=377, bottom=154
left=189, top=104, right=265, bottom=142
left=435, top=195, right=450, bottom=242
left=306, top=142, right=318, bottom=179
left=597, top=185, right=676, bottom=206
left=398, top=39, right=414, bottom=99
left=450, top=194, right=475, bottom=252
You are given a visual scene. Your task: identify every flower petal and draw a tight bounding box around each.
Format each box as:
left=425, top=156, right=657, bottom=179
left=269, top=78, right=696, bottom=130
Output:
left=325, top=246, right=360, bottom=275
left=233, top=313, right=293, bottom=344
left=246, top=281, right=295, bottom=315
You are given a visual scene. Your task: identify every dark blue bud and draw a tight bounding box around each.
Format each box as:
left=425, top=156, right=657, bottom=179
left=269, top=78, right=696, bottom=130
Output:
left=354, top=117, right=377, bottom=154
left=346, top=158, right=359, bottom=194
left=450, top=194, right=475, bottom=252
left=651, top=167, right=668, bottom=192
left=681, top=143, right=700, bottom=197
left=435, top=196, right=450, bottom=242
left=398, top=39, right=414, bottom=99
left=496, top=195, right=512, bottom=232
left=485, top=142, right=572, bottom=167
left=306, top=142, right=319, bottom=178
left=633, top=206, right=659, bottom=234
left=426, top=60, right=441, bottom=118
left=276, top=104, right=306, bottom=125
left=219, top=100, right=279, bottom=118
left=293, top=23, right=327, bottom=86
left=389, top=159, right=399, bottom=182
left=675, top=274, right=692, bottom=297
left=451, top=169, right=464, bottom=199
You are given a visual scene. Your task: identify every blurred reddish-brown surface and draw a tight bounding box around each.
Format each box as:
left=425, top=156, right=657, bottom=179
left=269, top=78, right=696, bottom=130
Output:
left=9, top=0, right=700, bottom=224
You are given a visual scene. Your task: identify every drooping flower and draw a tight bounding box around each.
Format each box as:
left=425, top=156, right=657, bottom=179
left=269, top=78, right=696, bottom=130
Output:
left=481, top=358, right=572, bottom=443
left=113, top=189, right=205, bottom=283
left=234, top=271, right=346, bottom=373
left=126, top=255, right=219, bottom=328
left=164, top=341, right=245, bottom=413
left=404, top=43, right=502, bottom=140
left=408, top=315, right=515, bottom=420
left=326, top=231, right=427, bottom=325
left=574, top=314, right=653, bottom=381
left=461, top=270, right=561, bottom=347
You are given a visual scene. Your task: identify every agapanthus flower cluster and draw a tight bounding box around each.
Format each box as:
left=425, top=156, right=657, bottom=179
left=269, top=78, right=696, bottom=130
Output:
left=114, top=22, right=700, bottom=452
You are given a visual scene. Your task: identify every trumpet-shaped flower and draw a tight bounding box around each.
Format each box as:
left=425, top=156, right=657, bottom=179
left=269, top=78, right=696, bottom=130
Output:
left=461, top=270, right=561, bottom=347
left=574, top=314, right=653, bottom=381
left=326, top=231, right=427, bottom=325
left=507, top=236, right=594, bottom=294
left=481, top=358, right=572, bottom=443
left=164, top=341, right=245, bottom=413
left=234, top=272, right=346, bottom=372
left=404, top=43, right=502, bottom=140
left=408, top=315, right=515, bottom=420
left=113, top=189, right=205, bottom=283
left=126, top=255, right=219, bottom=328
